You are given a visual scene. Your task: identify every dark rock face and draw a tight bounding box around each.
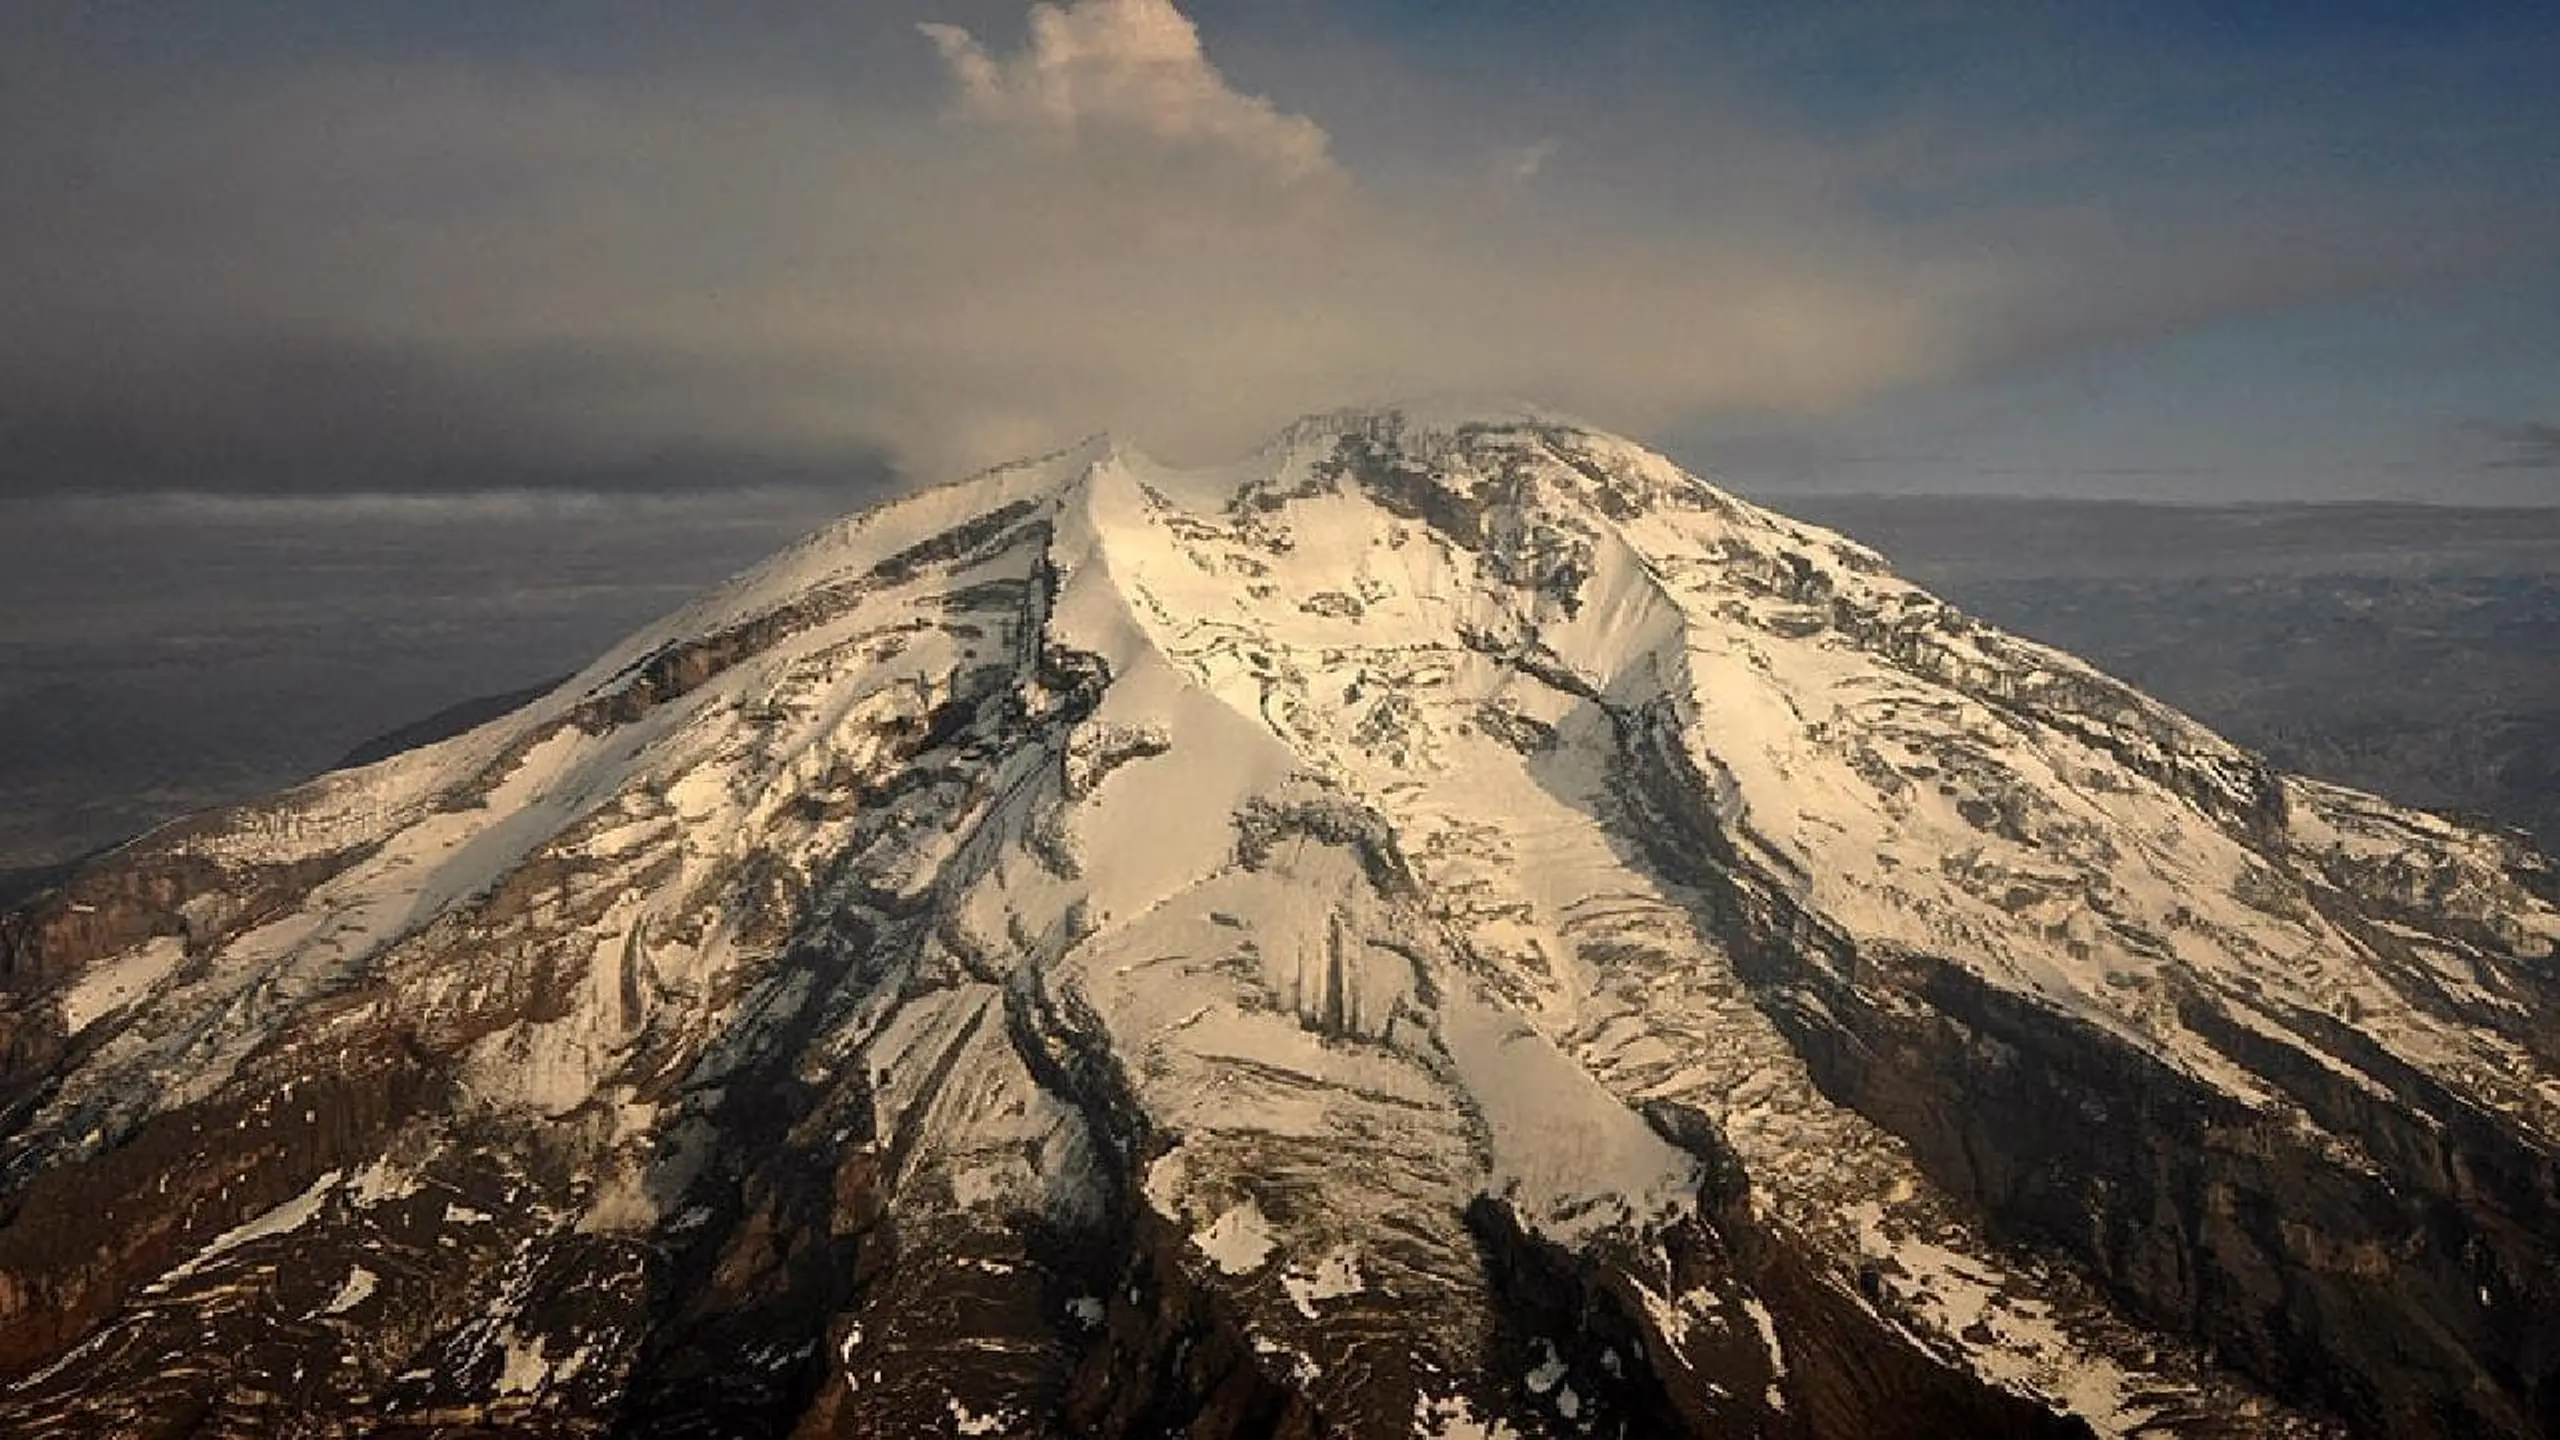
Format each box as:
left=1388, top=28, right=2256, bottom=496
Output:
left=0, top=412, right=2554, bottom=1437
left=1464, top=1188, right=2094, bottom=1440
left=1581, top=561, right=2560, bottom=1438
left=1796, top=958, right=2554, bottom=1438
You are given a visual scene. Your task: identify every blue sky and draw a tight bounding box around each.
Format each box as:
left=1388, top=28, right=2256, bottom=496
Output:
left=4, top=0, right=2555, bottom=501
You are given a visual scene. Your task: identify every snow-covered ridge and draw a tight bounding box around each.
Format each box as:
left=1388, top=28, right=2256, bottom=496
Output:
left=2, top=405, right=2554, bottom=1437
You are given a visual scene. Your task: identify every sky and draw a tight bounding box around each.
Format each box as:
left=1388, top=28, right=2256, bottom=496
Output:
left=4, top=0, right=2559, bottom=504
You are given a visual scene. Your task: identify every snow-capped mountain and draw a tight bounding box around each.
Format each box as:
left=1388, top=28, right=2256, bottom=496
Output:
left=2, top=407, right=2555, bottom=1438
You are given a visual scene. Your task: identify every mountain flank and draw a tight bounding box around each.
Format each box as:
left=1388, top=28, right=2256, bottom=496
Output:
left=1, top=408, right=2554, bottom=1437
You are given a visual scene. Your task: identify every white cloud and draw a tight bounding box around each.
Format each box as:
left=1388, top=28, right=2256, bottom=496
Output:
left=1499, top=137, right=1560, bottom=186
left=920, top=0, right=1335, bottom=184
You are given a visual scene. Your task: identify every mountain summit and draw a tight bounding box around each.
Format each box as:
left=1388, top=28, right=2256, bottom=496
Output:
left=3, top=409, right=2556, bottom=1437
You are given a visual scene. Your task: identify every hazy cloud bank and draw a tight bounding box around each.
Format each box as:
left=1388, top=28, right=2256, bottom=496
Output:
left=2, top=0, right=2553, bottom=498
left=2481, top=422, right=2560, bottom=473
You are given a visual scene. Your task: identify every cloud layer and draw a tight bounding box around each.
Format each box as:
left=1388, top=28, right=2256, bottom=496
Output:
left=2, top=0, right=2553, bottom=498
left=0, top=1, right=1964, bottom=489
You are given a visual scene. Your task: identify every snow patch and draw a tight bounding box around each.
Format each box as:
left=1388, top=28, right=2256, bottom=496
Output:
left=166, top=1169, right=342, bottom=1280
left=317, top=1266, right=378, bottom=1317
left=1413, top=1391, right=1521, bottom=1439
left=1195, top=1198, right=1279, bottom=1274
left=1741, top=1294, right=1787, bottom=1378
left=947, top=1397, right=1016, bottom=1435
left=61, top=935, right=186, bottom=1032
left=1282, top=1248, right=1364, bottom=1318
left=1524, top=1339, right=1566, bottom=1394
left=1440, top=989, right=1701, bottom=1241
left=495, top=1332, right=551, bottom=1396
left=1253, top=1333, right=1324, bottom=1384
left=349, top=1158, right=421, bottom=1205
